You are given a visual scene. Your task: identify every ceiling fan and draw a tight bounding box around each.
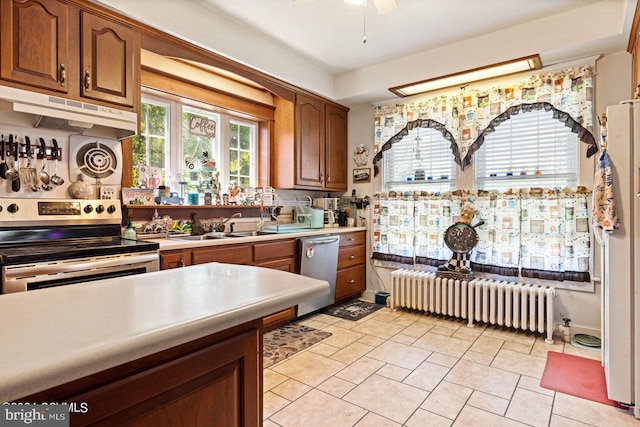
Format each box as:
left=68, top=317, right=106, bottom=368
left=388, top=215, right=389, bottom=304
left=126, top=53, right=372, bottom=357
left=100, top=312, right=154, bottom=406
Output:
left=294, top=0, right=398, bottom=15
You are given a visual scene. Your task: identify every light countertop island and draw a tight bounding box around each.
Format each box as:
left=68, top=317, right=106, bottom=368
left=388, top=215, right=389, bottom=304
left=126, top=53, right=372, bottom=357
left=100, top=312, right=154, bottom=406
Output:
left=0, top=262, right=329, bottom=408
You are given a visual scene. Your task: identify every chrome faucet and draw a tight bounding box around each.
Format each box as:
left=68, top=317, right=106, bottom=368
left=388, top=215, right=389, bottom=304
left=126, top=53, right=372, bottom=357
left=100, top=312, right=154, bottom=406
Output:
left=223, top=212, right=242, bottom=233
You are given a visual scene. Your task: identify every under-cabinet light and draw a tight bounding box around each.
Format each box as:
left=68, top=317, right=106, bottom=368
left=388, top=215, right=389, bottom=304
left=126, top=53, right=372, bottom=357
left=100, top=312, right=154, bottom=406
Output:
left=389, top=54, right=542, bottom=97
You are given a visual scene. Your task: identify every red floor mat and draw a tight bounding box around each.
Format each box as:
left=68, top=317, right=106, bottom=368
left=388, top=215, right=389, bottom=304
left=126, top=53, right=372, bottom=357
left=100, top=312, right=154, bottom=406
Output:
left=540, top=351, right=621, bottom=407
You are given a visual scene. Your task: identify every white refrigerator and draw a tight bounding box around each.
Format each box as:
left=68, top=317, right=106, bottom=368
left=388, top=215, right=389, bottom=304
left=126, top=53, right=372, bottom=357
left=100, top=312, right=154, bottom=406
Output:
left=602, top=100, right=640, bottom=415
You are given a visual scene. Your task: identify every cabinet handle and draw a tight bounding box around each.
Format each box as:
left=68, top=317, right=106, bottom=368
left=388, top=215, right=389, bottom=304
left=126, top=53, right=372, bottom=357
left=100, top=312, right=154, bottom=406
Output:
left=59, top=63, right=66, bottom=86
left=347, top=255, right=355, bottom=259
left=179, top=258, right=184, bottom=267
left=84, top=70, right=91, bottom=91
left=320, top=173, right=324, bottom=184
left=347, top=279, right=355, bottom=283
left=347, top=238, right=355, bottom=242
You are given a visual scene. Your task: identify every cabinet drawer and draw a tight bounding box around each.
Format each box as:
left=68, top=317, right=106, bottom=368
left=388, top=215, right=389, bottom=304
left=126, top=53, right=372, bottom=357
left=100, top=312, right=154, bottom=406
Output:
left=253, top=239, right=295, bottom=263
left=254, top=258, right=295, bottom=272
left=337, top=245, right=365, bottom=269
left=339, top=231, right=365, bottom=248
left=335, top=264, right=366, bottom=300
left=191, top=244, right=252, bottom=265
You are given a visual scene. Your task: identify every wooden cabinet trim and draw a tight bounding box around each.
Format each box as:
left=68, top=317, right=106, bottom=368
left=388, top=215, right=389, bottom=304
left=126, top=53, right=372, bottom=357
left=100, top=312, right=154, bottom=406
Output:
left=141, top=68, right=275, bottom=121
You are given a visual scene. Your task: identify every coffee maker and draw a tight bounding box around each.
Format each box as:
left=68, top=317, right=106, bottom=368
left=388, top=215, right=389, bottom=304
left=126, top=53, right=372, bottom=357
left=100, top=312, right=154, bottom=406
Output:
left=314, top=198, right=339, bottom=227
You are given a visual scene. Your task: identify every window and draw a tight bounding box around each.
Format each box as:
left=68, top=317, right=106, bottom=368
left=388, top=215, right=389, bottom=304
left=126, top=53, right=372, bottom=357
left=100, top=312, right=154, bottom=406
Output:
left=133, top=98, right=170, bottom=188
left=383, top=127, right=456, bottom=192
left=134, top=93, right=259, bottom=198
left=474, top=109, right=578, bottom=190
left=182, top=106, right=220, bottom=195
left=228, top=120, right=256, bottom=188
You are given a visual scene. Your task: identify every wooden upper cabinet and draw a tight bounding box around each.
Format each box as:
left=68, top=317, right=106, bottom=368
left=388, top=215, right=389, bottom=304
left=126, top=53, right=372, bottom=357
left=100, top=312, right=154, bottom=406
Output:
left=325, top=104, right=348, bottom=190
left=272, top=93, right=348, bottom=191
left=80, top=10, right=138, bottom=107
left=0, top=0, right=69, bottom=93
left=295, top=93, right=325, bottom=188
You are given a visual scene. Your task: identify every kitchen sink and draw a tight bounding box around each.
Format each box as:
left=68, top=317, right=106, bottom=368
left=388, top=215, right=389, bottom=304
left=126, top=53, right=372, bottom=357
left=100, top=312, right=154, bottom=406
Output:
left=171, top=231, right=264, bottom=241
left=171, top=233, right=231, bottom=240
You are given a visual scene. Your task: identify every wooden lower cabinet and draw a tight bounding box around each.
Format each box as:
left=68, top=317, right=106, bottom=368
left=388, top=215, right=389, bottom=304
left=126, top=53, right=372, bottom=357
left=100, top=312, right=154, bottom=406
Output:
left=252, top=239, right=297, bottom=330
left=159, top=248, right=191, bottom=269
left=19, top=320, right=262, bottom=427
left=335, top=264, right=366, bottom=301
left=335, top=231, right=367, bottom=303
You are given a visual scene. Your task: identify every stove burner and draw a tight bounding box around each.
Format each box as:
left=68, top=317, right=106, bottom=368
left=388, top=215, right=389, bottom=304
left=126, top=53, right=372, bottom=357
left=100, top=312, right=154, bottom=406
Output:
left=76, top=141, right=118, bottom=179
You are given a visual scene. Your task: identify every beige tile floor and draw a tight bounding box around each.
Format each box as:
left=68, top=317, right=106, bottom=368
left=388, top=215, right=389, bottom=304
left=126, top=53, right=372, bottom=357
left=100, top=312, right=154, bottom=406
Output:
left=263, top=306, right=640, bottom=427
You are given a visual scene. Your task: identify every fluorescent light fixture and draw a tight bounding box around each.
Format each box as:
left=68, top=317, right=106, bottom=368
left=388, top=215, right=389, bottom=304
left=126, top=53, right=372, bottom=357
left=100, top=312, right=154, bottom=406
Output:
left=389, top=54, right=542, bottom=97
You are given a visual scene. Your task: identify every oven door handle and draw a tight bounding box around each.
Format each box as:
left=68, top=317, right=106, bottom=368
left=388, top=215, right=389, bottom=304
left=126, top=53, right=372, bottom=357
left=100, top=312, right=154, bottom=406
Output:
left=4, top=252, right=159, bottom=279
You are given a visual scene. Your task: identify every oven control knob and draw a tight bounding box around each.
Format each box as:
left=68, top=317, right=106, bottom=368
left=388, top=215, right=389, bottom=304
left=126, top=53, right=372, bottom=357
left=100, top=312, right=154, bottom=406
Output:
left=84, top=205, right=93, bottom=214
left=96, top=205, right=105, bottom=214
left=107, top=205, right=116, bottom=214
left=7, top=203, right=18, bottom=214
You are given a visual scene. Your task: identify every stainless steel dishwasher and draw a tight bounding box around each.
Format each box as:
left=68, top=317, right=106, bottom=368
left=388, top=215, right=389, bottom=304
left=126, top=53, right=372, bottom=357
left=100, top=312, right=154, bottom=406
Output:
left=297, top=235, right=340, bottom=316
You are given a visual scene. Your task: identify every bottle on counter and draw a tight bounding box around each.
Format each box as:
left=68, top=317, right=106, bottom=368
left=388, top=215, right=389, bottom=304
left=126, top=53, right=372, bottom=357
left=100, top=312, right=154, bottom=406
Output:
left=124, top=220, right=137, bottom=243
left=204, top=184, right=212, bottom=205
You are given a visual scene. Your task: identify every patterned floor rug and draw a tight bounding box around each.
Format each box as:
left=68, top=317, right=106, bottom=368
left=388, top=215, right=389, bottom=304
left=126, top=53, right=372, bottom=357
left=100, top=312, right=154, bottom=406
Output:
left=323, top=299, right=384, bottom=321
left=263, top=323, right=332, bottom=368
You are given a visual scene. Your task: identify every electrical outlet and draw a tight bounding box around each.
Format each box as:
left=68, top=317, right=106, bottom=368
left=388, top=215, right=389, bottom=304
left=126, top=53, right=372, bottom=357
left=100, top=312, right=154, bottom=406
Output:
left=100, top=185, right=118, bottom=200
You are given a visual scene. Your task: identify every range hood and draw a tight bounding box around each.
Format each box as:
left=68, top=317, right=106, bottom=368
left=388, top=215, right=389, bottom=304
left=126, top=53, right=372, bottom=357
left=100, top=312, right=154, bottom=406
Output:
left=0, top=85, right=137, bottom=139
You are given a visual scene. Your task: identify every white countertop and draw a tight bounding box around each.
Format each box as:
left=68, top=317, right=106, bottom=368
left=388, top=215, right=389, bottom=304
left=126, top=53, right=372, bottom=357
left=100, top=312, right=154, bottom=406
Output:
left=148, top=226, right=366, bottom=250
left=0, top=263, right=329, bottom=402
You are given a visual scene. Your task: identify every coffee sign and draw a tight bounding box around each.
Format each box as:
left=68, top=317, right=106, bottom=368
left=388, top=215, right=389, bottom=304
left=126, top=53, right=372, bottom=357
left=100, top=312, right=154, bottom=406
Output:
left=189, top=116, right=216, bottom=138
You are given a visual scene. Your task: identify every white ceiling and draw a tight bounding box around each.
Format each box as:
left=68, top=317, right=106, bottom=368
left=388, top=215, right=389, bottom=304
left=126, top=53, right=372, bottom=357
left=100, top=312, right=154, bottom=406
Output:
left=195, top=0, right=604, bottom=74
left=96, top=0, right=637, bottom=106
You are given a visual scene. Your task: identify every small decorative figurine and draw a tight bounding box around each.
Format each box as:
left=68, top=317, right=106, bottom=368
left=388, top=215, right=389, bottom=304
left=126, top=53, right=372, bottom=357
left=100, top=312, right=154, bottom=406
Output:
left=354, top=144, right=369, bottom=166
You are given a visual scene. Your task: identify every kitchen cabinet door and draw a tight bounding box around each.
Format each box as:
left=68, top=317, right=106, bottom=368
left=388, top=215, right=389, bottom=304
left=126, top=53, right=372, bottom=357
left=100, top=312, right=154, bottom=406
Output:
left=0, top=0, right=69, bottom=93
left=295, top=93, right=325, bottom=188
left=325, top=104, right=348, bottom=190
left=160, top=249, right=191, bottom=270
left=34, top=321, right=262, bottom=427
left=80, top=10, right=139, bottom=107
left=190, top=243, right=252, bottom=265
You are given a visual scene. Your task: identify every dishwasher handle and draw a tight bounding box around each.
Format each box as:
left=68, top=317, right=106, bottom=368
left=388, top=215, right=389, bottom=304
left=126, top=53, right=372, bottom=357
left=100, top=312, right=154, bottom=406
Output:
left=303, top=236, right=340, bottom=245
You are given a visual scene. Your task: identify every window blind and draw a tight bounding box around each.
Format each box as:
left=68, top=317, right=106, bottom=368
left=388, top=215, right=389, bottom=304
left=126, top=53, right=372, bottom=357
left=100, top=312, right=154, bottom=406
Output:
left=474, top=109, right=578, bottom=190
left=383, top=127, right=456, bottom=192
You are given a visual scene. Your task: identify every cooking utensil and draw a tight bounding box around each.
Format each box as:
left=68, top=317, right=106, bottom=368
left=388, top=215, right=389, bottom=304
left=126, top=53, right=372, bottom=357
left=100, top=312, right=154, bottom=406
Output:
left=10, top=136, right=20, bottom=192
left=38, top=138, right=52, bottom=190
left=20, top=136, right=38, bottom=191
left=5, top=135, right=17, bottom=181
left=51, top=138, right=64, bottom=186
left=0, top=135, right=7, bottom=179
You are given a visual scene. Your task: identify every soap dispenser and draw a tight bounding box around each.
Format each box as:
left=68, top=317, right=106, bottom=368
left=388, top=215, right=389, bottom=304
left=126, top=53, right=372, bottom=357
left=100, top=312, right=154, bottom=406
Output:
left=124, top=220, right=137, bottom=242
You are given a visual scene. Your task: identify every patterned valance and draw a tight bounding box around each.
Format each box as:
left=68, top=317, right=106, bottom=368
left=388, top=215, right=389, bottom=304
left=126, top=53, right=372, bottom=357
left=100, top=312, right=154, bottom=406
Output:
left=373, top=65, right=596, bottom=174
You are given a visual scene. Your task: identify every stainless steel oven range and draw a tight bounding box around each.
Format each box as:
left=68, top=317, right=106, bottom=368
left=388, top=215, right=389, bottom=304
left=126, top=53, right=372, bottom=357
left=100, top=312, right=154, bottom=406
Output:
left=0, top=198, right=159, bottom=294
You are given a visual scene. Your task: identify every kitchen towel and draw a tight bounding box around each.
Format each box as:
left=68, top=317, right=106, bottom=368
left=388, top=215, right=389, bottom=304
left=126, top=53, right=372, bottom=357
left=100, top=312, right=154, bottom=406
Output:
left=592, top=148, right=619, bottom=232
